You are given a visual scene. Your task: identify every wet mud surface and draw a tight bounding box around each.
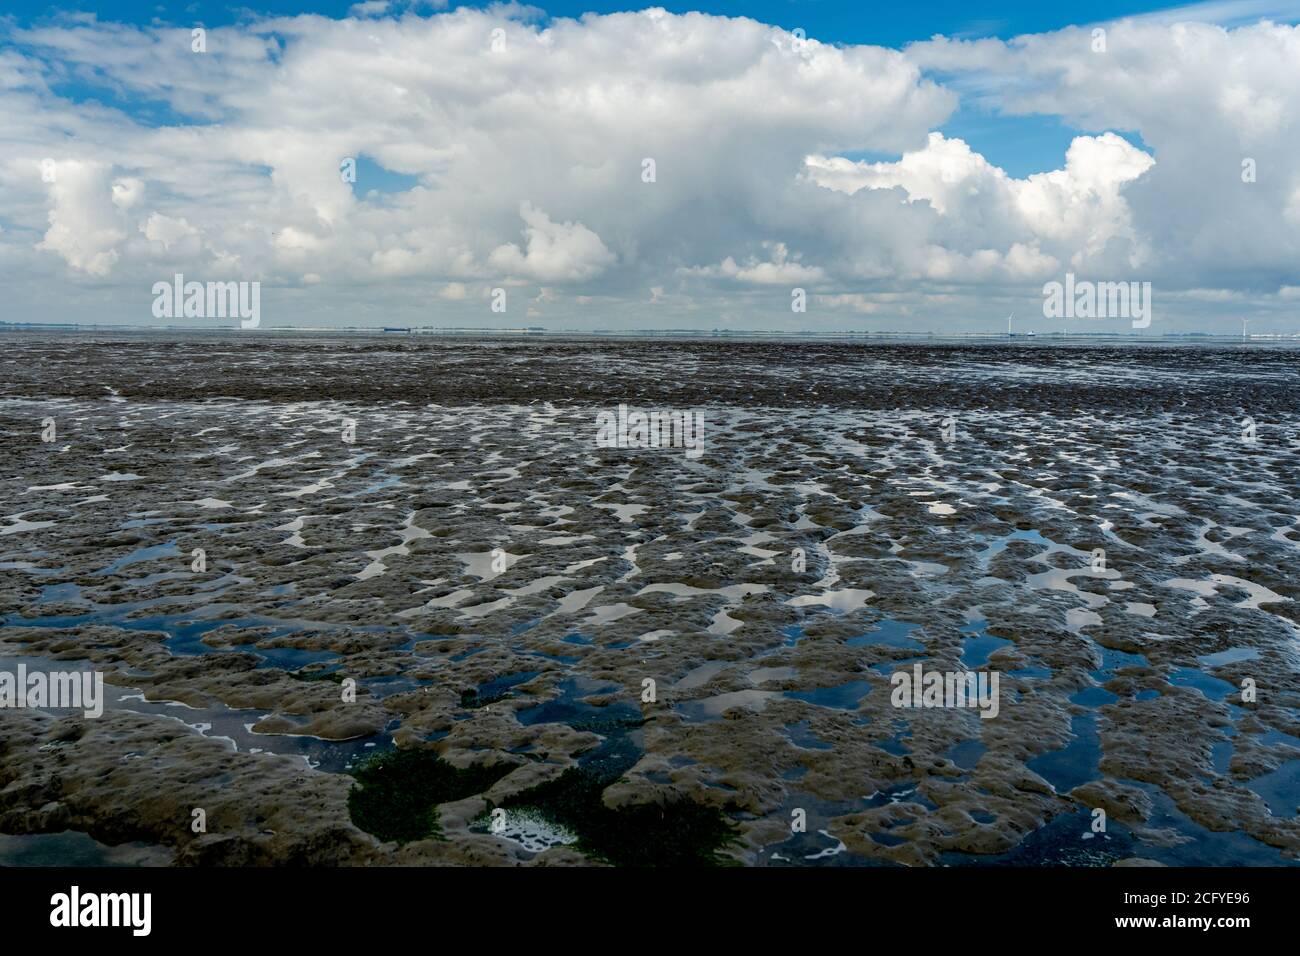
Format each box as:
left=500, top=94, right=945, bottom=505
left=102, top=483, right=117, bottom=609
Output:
left=1, top=331, right=1298, bottom=866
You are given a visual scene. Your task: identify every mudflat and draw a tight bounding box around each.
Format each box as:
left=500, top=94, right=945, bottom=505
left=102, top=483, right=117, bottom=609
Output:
left=1, top=331, right=1297, bottom=866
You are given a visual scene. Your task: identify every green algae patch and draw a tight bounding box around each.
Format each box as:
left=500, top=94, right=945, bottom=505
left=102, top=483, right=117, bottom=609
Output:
left=348, top=748, right=515, bottom=845
left=498, top=746, right=738, bottom=866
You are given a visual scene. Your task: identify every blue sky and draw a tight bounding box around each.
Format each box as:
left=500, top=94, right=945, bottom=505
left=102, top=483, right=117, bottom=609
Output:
left=0, top=0, right=1207, bottom=39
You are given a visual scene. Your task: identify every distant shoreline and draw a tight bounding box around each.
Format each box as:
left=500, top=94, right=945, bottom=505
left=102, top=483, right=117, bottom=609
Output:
left=2, top=323, right=1297, bottom=346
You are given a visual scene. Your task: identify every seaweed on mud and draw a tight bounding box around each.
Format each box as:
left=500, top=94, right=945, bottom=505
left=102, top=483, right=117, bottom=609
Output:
left=497, top=735, right=739, bottom=867
left=347, top=748, right=515, bottom=845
